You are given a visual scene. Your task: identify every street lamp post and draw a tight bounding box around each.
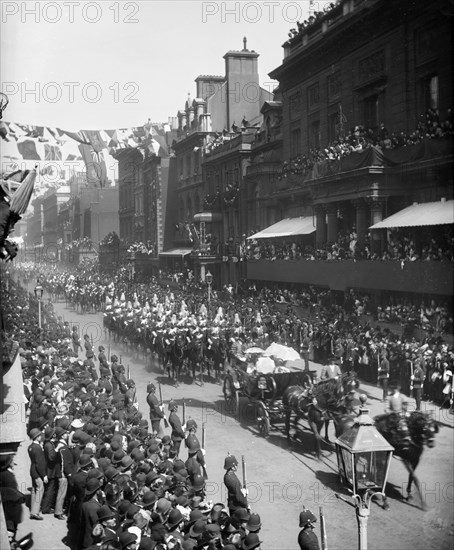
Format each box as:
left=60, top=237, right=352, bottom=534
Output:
left=205, top=270, right=213, bottom=316
left=335, top=405, right=394, bottom=550
left=34, top=282, right=44, bottom=329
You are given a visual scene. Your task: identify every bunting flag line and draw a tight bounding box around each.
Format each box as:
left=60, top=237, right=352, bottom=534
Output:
left=0, top=119, right=170, bottom=189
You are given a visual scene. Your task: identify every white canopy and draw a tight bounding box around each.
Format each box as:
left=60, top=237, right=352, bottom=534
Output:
left=248, top=216, right=316, bottom=239
left=370, top=199, right=454, bottom=229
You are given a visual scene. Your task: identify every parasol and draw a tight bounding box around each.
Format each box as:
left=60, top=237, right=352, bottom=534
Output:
left=265, top=342, right=301, bottom=362
left=255, top=356, right=276, bottom=374
left=9, top=166, right=37, bottom=215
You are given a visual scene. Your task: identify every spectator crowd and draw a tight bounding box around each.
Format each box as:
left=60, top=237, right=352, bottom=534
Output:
left=244, top=226, right=453, bottom=263
left=280, top=108, right=454, bottom=178
left=1, top=260, right=453, bottom=550
left=1, top=274, right=268, bottom=550
left=7, top=261, right=454, bottom=410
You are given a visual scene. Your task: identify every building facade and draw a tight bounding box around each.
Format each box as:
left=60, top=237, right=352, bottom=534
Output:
left=244, top=0, right=453, bottom=294
left=165, top=40, right=274, bottom=285
left=117, top=149, right=168, bottom=253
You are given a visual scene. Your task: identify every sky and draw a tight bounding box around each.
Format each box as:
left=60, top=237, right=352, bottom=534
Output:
left=1, top=0, right=315, bottom=131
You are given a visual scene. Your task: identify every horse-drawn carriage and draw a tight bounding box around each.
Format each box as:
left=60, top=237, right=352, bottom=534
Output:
left=222, top=353, right=315, bottom=437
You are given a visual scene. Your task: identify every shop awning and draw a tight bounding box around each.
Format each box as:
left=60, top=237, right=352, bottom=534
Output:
left=247, top=216, right=316, bottom=239
left=159, top=248, right=193, bottom=257
left=370, top=199, right=454, bottom=229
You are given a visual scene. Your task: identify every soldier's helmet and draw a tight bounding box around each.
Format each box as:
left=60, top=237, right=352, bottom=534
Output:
left=224, top=454, right=238, bottom=470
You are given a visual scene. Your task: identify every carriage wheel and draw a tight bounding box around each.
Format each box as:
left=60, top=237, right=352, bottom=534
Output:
left=223, top=376, right=239, bottom=416
left=256, top=402, right=270, bottom=437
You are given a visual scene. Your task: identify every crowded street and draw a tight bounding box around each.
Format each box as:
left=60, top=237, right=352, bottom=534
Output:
left=1, top=1, right=453, bottom=549
left=0, top=264, right=452, bottom=550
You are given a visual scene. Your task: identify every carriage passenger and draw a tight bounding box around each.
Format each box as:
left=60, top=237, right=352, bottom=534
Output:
left=319, top=356, right=342, bottom=380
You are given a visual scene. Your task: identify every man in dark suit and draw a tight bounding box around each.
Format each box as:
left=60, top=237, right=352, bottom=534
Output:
left=54, top=426, right=73, bottom=519
left=95, top=505, right=118, bottom=544
left=41, top=426, right=58, bottom=514
left=80, top=478, right=103, bottom=550
left=27, top=428, right=47, bottom=520
left=146, top=383, right=164, bottom=435
left=67, top=454, right=93, bottom=549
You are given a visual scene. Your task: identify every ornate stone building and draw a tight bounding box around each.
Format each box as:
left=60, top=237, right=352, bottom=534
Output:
left=244, top=0, right=453, bottom=294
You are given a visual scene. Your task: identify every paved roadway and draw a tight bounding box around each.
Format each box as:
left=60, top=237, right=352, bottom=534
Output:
left=12, top=293, right=454, bottom=550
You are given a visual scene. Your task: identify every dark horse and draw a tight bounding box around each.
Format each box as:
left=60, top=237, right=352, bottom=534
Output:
left=205, top=336, right=229, bottom=382
left=168, top=334, right=186, bottom=386
left=374, top=411, right=438, bottom=509
left=186, top=336, right=206, bottom=384
left=283, top=372, right=359, bottom=458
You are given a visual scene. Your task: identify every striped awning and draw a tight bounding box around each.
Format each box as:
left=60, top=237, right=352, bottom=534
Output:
left=370, top=199, right=454, bottom=229
left=247, top=216, right=316, bottom=239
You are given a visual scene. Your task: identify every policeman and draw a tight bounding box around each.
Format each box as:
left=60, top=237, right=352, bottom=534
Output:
left=297, top=509, right=320, bottom=550
left=223, top=454, right=248, bottom=516
left=98, top=346, right=108, bottom=368
left=185, top=419, right=207, bottom=479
